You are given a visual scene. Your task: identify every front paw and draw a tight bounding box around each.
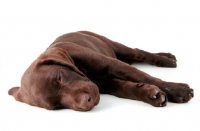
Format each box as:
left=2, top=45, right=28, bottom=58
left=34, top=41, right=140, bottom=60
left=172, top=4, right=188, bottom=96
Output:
left=163, top=83, right=194, bottom=103
left=136, top=83, right=167, bottom=107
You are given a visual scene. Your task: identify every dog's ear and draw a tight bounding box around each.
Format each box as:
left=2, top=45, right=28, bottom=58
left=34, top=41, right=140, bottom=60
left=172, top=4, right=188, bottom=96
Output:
left=8, top=87, right=20, bottom=96
left=37, top=47, right=85, bottom=76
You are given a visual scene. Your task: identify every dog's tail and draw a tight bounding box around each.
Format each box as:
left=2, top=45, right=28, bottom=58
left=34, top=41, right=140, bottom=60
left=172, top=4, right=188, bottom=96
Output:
left=8, top=87, right=20, bottom=96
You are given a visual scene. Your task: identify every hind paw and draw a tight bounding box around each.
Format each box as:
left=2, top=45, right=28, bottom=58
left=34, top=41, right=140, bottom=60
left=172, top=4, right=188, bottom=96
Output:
left=156, top=52, right=177, bottom=61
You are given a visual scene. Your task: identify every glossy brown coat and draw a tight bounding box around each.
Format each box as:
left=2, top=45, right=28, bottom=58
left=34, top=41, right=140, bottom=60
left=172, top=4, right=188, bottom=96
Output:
left=8, top=31, right=194, bottom=111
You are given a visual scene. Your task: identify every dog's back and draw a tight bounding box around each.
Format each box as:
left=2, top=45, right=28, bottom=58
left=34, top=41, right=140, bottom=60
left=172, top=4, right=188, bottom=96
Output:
left=51, top=31, right=116, bottom=58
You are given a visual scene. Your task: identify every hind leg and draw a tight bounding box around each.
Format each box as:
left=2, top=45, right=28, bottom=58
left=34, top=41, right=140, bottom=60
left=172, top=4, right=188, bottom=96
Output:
left=79, top=31, right=176, bottom=67
left=108, top=45, right=177, bottom=67
left=105, top=78, right=167, bottom=107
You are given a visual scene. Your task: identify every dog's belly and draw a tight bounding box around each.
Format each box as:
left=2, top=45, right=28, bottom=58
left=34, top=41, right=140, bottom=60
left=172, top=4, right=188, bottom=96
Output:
left=52, top=32, right=116, bottom=58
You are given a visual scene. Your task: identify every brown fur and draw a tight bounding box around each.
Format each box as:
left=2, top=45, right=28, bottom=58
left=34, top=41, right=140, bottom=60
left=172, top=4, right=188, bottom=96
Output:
left=8, top=31, right=194, bottom=111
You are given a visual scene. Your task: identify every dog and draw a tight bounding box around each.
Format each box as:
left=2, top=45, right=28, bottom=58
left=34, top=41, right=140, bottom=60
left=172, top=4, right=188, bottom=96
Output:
left=8, top=31, right=194, bottom=111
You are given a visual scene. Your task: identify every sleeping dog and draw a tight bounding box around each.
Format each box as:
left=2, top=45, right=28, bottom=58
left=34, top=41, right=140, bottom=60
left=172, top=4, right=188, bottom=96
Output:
left=8, top=31, right=194, bottom=111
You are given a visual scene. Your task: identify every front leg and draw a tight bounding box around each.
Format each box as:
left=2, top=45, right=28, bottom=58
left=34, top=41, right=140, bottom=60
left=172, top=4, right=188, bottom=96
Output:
left=106, top=79, right=167, bottom=107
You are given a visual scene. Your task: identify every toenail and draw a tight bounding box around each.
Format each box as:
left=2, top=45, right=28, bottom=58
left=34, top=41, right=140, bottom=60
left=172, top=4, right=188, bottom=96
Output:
left=161, top=95, right=165, bottom=102
left=152, top=96, right=156, bottom=99
left=189, top=93, right=193, bottom=97
left=137, top=83, right=144, bottom=87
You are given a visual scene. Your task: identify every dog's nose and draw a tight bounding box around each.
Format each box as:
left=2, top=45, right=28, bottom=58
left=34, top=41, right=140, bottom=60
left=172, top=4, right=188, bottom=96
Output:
left=79, top=94, right=94, bottom=111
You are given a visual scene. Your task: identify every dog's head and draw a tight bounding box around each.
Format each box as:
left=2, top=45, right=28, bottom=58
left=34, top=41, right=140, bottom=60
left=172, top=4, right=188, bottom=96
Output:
left=9, top=47, right=100, bottom=111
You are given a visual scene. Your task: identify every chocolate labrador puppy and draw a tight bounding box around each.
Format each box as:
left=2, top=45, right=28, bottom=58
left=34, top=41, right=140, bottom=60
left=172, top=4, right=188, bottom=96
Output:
left=8, top=31, right=194, bottom=111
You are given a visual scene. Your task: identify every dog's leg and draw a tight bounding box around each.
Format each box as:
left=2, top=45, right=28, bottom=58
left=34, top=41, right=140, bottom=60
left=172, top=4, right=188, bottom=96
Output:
left=106, top=78, right=167, bottom=107
left=79, top=31, right=176, bottom=67
left=106, top=59, right=193, bottom=103
left=53, top=43, right=194, bottom=103
left=107, top=43, right=177, bottom=67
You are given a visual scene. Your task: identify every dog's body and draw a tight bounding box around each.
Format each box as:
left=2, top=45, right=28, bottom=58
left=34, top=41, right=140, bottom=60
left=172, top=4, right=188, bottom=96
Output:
left=8, top=31, right=194, bottom=111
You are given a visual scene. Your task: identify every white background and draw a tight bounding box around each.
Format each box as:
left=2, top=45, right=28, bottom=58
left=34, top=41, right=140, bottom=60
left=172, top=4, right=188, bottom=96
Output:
left=0, top=0, right=200, bottom=131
